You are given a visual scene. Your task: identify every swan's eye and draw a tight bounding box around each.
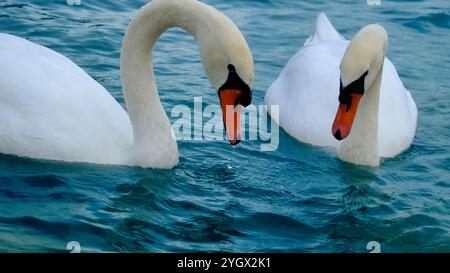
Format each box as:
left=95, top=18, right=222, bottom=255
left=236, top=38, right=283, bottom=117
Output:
left=339, top=70, right=368, bottom=107
left=219, top=64, right=252, bottom=107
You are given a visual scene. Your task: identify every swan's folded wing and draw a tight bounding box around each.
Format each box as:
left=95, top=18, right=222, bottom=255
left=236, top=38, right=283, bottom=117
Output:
left=0, top=33, right=132, bottom=164
left=304, top=12, right=345, bottom=47
left=265, top=40, right=348, bottom=149
left=378, top=58, right=418, bottom=158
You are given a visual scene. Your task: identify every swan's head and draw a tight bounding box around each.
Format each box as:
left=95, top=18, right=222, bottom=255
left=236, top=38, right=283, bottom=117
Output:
left=195, top=8, right=254, bottom=145
left=332, top=24, right=388, bottom=140
left=217, top=64, right=253, bottom=146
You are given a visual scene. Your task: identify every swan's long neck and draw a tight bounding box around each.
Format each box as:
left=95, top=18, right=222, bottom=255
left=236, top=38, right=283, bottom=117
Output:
left=338, top=68, right=383, bottom=167
left=120, top=0, right=223, bottom=168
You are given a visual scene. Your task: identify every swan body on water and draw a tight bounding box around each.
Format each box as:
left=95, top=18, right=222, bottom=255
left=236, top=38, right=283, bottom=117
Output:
left=265, top=13, right=417, bottom=167
left=0, top=0, right=254, bottom=169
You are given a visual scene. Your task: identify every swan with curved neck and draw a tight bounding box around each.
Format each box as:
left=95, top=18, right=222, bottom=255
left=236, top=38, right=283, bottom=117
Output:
left=121, top=0, right=253, bottom=168
left=264, top=13, right=417, bottom=167
left=332, top=25, right=388, bottom=167
left=0, top=0, right=254, bottom=168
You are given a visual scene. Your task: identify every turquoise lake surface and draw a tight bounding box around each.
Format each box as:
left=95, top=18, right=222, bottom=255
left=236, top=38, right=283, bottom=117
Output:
left=0, top=0, right=449, bottom=252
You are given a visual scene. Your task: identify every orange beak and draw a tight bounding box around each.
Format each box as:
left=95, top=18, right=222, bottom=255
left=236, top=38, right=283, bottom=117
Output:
left=332, top=93, right=363, bottom=140
left=219, top=89, right=242, bottom=145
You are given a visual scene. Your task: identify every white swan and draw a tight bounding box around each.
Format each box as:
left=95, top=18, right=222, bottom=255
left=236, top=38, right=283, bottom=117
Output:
left=265, top=13, right=417, bottom=167
left=0, top=0, right=254, bottom=169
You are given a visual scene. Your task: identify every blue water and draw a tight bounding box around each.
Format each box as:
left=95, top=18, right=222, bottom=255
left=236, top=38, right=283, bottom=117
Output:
left=0, top=0, right=449, bottom=253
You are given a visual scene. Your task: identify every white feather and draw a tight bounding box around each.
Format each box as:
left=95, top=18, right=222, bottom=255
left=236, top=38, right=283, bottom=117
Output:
left=265, top=13, right=417, bottom=166
left=0, top=0, right=253, bottom=168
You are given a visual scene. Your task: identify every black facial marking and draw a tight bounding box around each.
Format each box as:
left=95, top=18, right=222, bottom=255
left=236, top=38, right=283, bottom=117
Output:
left=339, top=71, right=369, bottom=108
left=218, top=64, right=252, bottom=107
